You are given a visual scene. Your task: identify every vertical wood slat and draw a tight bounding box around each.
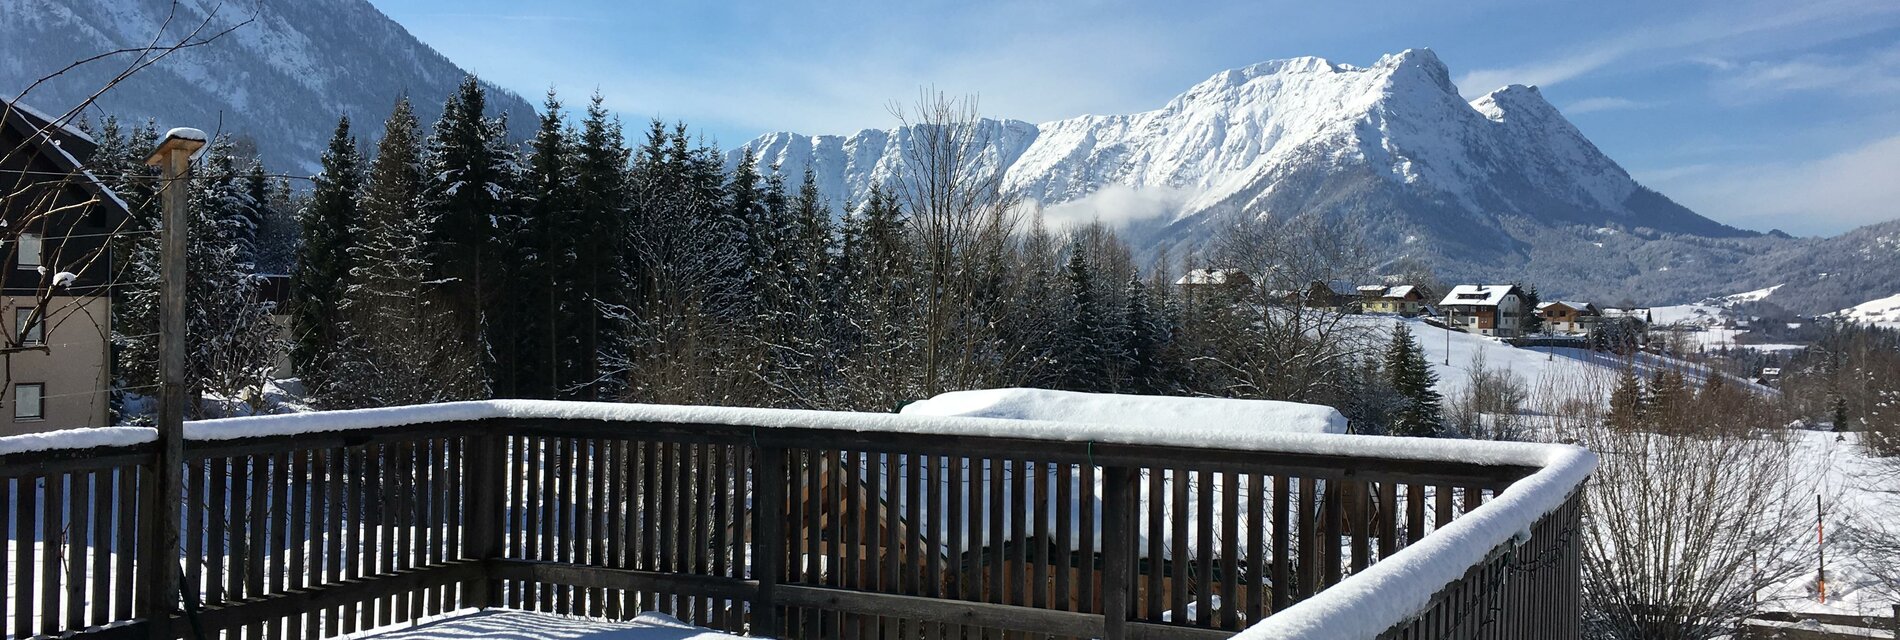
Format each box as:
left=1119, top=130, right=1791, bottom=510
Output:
left=1077, top=461, right=1096, bottom=616
left=1195, top=469, right=1214, bottom=628
left=66, top=471, right=89, bottom=632
left=91, top=470, right=112, bottom=628
left=1245, top=473, right=1265, bottom=624
left=751, top=445, right=784, bottom=638
left=1144, top=466, right=1161, bottom=620
left=1169, top=467, right=1188, bottom=623
left=13, top=476, right=33, bottom=639
left=1322, top=479, right=1343, bottom=589
left=115, top=466, right=138, bottom=623
left=986, top=456, right=1004, bottom=607
left=288, top=451, right=308, bottom=638
left=839, top=451, right=855, bottom=634
left=1351, top=480, right=1372, bottom=574
left=1270, top=474, right=1290, bottom=614
left=1219, top=471, right=1239, bottom=630
left=1, top=478, right=11, bottom=640
left=1296, top=477, right=1318, bottom=600
left=40, top=473, right=61, bottom=637
left=1053, top=461, right=1073, bottom=614
left=1100, top=465, right=1136, bottom=640
left=247, top=451, right=267, bottom=639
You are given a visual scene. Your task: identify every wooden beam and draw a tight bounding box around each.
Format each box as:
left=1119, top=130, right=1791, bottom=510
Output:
left=189, top=561, right=481, bottom=634
left=774, top=583, right=1107, bottom=638
left=485, top=560, right=758, bottom=601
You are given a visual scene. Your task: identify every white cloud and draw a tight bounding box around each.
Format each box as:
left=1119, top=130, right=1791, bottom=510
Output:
left=1641, top=134, right=1900, bottom=235
left=1564, top=96, right=1652, bottom=114
left=1034, top=185, right=1194, bottom=231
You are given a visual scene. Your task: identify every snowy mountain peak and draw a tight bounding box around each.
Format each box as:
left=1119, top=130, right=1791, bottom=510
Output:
left=734, top=49, right=1756, bottom=298
left=1372, top=48, right=1456, bottom=94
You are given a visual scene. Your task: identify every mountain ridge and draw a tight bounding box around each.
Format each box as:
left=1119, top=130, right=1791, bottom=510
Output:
left=732, top=49, right=1892, bottom=312
left=0, top=0, right=536, bottom=175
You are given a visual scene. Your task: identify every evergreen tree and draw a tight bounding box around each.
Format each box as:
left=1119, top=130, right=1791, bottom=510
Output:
left=1053, top=239, right=1110, bottom=391
left=1120, top=275, right=1167, bottom=394
left=184, top=137, right=281, bottom=416
left=512, top=89, right=575, bottom=399
left=1385, top=323, right=1444, bottom=437
left=1605, top=367, right=1645, bottom=432
left=1519, top=284, right=1544, bottom=335
left=419, top=76, right=519, bottom=397
left=291, top=116, right=363, bottom=391
left=567, top=94, right=634, bottom=401
left=337, top=96, right=466, bottom=406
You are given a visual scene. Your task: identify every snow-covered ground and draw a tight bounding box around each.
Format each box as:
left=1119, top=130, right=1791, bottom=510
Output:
left=359, top=610, right=742, bottom=640
left=1830, top=292, right=1900, bottom=330
left=1362, top=316, right=1764, bottom=403
left=1761, top=429, right=1900, bottom=620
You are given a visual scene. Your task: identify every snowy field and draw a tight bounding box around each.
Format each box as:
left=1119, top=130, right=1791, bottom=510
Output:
left=1831, top=292, right=1900, bottom=330
left=1760, top=429, right=1900, bottom=620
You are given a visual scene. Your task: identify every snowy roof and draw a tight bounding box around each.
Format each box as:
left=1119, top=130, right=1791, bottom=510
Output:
left=1175, top=268, right=1248, bottom=286
left=1438, top=284, right=1519, bottom=307
left=1383, top=284, right=1419, bottom=299
left=900, top=388, right=1348, bottom=435
left=1357, top=284, right=1388, bottom=293
left=1536, top=300, right=1595, bottom=313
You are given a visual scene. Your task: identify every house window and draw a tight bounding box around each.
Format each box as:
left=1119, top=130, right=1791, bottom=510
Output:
left=17, top=233, right=42, bottom=269
left=15, top=308, right=42, bottom=346
left=14, top=383, right=43, bottom=420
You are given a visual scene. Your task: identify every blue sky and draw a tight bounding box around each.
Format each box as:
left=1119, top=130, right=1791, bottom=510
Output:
left=367, top=0, right=1900, bottom=236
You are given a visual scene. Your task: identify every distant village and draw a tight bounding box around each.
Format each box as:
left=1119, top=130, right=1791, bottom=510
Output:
left=1175, top=269, right=1642, bottom=338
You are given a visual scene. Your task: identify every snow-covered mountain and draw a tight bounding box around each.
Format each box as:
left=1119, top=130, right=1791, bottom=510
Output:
left=736, top=50, right=1900, bottom=307
left=0, top=0, right=534, bottom=174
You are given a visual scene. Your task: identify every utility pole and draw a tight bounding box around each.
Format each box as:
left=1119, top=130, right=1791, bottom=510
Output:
left=142, top=127, right=204, bottom=639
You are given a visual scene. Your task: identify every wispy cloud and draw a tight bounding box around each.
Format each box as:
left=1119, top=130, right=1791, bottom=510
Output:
left=1454, top=0, right=1900, bottom=96
left=1641, top=134, right=1900, bottom=235
left=1564, top=96, right=1652, bottom=114
left=1708, top=45, right=1900, bottom=101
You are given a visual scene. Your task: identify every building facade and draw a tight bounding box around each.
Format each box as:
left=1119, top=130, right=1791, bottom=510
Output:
left=1438, top=284, right=1527, bottom=337
left=2, top=99, right=129, bottom=435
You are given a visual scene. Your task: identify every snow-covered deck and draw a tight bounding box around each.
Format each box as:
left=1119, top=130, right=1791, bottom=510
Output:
left=360, top=610, right=743, bottom=640
left=2, top=397, right=1594, bottom=640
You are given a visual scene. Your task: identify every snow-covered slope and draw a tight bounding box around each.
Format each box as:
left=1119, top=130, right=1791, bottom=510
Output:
left=1829, top=292, right=1900, bottom=329
left=0, top=0, right=535, bottom=174
left=737, top=49, right=1764, bottom=301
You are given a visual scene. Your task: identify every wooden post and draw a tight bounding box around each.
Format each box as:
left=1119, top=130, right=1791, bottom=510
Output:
left=1100, top=465, right=1137, bottom=640
left=462, top=433, right=506, bottom=607
left=751, top=445, right=784, bottom=637
left=141, top=128, right=203, bottom=640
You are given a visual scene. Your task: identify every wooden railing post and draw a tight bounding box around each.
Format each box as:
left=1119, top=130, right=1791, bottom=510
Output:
left=142, top=129, right=205, bottom=640
left=1101, top=465, right=1137, bottom=640
left=751, top=444, right=785, bottom=637
left=463, top=432, right=507, bottom=607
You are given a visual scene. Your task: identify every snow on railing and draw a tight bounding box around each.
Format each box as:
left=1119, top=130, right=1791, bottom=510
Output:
left=2, top=400, right=1596, bottom=639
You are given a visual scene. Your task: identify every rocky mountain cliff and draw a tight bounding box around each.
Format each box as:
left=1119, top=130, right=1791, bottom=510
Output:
left=736, top=49, right=1890, bottom=312
left=0, top=0, right=534, bottom=174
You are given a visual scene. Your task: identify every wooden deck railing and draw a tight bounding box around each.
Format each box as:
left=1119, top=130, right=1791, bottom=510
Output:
left=0, top=401, right=1591, bottom=640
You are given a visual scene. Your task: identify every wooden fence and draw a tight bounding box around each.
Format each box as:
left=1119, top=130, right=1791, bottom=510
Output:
left=0, top=409, right=1586, bottom=640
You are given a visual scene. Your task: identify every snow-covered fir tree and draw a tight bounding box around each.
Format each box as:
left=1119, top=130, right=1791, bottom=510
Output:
left=291, top=116, right=363, bottom=392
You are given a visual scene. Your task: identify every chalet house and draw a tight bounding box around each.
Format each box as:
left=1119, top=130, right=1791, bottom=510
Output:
left=1438, top=284, right=1527, bottom=338
left=1301, top=280, right=1360, bottom=312
left=1173, top=268, right=1252, bottom=293
left=1536, top=301, right=1599, bottom=335
left=1, top=98, right=130, bottom=435
left=1359, top=284, right=1433, bottom=317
